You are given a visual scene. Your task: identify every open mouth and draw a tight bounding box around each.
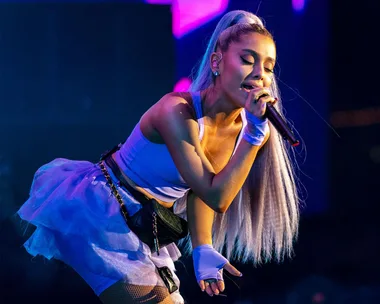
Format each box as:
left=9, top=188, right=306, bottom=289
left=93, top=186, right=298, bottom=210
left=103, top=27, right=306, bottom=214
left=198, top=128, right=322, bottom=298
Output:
left=241, top=84, right=255, bottom=92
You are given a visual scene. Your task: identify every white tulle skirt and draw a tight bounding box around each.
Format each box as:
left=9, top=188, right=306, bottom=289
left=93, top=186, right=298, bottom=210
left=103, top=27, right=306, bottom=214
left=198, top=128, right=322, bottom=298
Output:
left=17, top=158, right=184, bottom=303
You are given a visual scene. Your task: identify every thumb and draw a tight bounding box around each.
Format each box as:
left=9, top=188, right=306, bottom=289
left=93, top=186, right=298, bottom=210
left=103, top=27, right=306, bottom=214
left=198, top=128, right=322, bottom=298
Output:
left=223, top=262, right=243, bottom=277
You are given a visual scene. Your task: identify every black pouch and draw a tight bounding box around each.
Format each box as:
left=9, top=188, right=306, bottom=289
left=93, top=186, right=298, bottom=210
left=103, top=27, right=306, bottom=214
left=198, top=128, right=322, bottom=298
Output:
left=127, top=197, right=188, bottom=254
left=100, top=144, right=188, bottom=256
left=157, top=266, right=179, bottom=294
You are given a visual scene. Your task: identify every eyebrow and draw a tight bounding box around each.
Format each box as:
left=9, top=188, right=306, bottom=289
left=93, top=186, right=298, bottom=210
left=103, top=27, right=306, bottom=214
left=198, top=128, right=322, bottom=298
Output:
left=241, top=48, right=276, bottom=64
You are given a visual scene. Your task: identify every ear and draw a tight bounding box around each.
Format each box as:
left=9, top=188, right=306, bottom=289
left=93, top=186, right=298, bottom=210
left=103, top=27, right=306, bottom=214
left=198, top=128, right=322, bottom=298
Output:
left=209, top=52, right=223, bottom=74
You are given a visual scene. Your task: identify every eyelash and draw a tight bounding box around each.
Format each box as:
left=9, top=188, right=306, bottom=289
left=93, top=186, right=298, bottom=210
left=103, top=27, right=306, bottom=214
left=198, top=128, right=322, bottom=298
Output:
left=240, top=57, right=274, bottom=74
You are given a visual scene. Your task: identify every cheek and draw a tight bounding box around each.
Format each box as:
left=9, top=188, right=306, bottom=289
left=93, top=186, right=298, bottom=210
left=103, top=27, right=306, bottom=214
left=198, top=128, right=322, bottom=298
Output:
left=227, top=67, right=248, bottom=88
left=263, top=75, right=273, bottom=88
left=220, top=58, right=248, bottom=90
left=223, top=58, right=244, bottom=76
left=221, top=65, right=242, bottom=87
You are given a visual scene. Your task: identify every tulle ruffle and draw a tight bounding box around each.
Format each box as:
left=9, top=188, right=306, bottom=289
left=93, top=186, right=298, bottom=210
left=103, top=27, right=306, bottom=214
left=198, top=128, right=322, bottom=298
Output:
left=17, top=158, right=182, bottom=296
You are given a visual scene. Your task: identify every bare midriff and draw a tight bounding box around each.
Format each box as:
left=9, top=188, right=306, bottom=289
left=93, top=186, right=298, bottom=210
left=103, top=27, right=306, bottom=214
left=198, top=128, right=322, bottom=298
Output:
left=112, top=153, right=175, bottom=209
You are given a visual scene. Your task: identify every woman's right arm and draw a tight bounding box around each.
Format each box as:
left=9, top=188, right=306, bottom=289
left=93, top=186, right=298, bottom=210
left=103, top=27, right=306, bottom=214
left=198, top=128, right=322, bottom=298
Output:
left=153, top=91, right=270, bottom=213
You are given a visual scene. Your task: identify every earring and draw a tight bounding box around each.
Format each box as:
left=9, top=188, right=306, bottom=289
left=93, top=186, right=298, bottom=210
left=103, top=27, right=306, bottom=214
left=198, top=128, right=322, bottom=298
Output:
left=213, top=71, right=220, bottom=76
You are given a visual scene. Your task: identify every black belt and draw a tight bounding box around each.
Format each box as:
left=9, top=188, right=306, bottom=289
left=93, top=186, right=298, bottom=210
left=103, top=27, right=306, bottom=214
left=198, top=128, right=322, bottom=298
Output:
left=104, top=156, right=151, bottom=205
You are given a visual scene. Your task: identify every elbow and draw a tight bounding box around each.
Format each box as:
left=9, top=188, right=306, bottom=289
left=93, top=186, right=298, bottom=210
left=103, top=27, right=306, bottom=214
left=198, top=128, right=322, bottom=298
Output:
left=214, top=205, right=228, bottom=213
left=192, top=188, right=230, bottom=213
left=214, top=198, right=232, bottom=213
left=206, top=196, right=230, bottom=213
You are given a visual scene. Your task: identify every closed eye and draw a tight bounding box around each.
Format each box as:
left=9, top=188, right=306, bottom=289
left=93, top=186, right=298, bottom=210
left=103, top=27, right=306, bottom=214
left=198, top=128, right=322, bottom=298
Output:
left=265, top=67, right=274, bottom=74
left=241, top=57, right=274, bottom=74
left=240, top=57, right=253, bottom=65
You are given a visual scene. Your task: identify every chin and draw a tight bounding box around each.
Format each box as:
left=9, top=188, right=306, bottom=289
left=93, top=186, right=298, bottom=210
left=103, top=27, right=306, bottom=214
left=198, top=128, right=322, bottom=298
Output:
left=235, top=89, right=248, bottom=107
left=224, top=89, right=246, bottom=108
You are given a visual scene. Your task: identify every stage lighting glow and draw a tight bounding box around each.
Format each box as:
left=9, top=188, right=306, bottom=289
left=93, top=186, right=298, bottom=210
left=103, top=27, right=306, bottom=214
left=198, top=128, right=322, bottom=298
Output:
left=292, top=0, right=305, bottom=12
left=173, top=77, right=192, bottom=92
left=172, top=0, right=229, bottom=38
left=145, top=0, right=172, bottom=4
left=144, top=0, right=229, bottom=38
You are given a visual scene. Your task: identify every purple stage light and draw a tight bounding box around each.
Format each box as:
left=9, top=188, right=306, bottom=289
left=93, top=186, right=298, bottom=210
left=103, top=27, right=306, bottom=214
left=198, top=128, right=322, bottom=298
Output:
left=173, top=77, right=192, bottom=92
left=172, top=0, right=229, bottom=38
left=292, top=0, right=305, bottom=12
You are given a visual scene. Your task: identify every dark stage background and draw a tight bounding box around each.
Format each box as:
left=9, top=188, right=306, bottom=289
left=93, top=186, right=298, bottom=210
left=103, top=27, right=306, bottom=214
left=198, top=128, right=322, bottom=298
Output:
left=1, top=0, right=379, bottom=303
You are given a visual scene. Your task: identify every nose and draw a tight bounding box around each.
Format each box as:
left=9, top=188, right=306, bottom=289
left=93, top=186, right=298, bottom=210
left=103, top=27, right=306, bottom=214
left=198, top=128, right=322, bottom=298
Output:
left=252, top=64, right=264, bottom=80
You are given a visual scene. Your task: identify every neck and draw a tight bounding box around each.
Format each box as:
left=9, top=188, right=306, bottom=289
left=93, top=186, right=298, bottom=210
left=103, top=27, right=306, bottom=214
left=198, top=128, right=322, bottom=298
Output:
left=200, top=87, right=243, bottom=127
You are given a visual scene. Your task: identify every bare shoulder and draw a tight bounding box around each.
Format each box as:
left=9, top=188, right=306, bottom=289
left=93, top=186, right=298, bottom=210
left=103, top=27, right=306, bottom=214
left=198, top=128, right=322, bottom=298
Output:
left=139, top=91, right=198, bottom=143
left=154, top=92, right=195, bottom=121
left=151, top=92, right=197, bottom=132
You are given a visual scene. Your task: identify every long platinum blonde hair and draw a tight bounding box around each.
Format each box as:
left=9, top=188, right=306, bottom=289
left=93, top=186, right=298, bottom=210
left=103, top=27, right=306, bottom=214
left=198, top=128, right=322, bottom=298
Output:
left=176, top=10, right=300, bottom=264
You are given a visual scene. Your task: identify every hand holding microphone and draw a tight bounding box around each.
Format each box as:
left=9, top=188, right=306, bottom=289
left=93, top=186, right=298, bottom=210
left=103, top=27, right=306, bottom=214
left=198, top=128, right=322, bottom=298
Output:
left=244, top=88, right=299, bottom=147
left=265, top=102, right=299, bottom=146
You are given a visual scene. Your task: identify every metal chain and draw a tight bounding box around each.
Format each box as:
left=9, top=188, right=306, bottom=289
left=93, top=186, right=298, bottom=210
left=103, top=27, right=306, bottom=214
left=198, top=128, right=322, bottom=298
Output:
left=99, top=161, right=129, bottom=222
left=99, top=161, right=160, bottom=255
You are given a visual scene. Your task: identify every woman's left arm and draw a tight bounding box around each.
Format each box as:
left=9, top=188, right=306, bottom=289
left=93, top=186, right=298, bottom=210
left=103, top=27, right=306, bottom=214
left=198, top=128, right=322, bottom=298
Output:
left=186, top=191, right=214, bottom=248
left=186, top=191, right=242, bottom=297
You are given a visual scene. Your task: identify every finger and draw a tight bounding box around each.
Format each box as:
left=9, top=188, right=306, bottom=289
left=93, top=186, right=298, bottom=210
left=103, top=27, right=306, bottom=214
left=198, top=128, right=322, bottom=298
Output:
left=217, top=280, right=225, bottom=292
left=254, top=99, right=268, bottom=117
left=223, top=262, right=243, bottom=277
left=257, top=95, right=276, bottom=116
left=204, top=282, right=214, bottom=297
left=198, top=280, right=205, bottom=292
left=210, top=282, right=220, bottom=295
left=245, top=88, right=272, bottom=115
left=252, top=88, right=270, bottom=102
left=246, top=87, right=256, bottom=104
left=256, top=94, right=275, bottom=105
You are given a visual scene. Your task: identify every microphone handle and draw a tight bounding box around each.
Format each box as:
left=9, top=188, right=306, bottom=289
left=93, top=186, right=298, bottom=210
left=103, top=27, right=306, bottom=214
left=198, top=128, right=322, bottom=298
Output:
left=265, top=103, right=299, bottom=147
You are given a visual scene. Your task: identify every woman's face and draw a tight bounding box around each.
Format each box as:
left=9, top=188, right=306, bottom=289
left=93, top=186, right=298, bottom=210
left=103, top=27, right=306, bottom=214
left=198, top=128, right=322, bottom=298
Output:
left=216, top=32, right=276, bottom=107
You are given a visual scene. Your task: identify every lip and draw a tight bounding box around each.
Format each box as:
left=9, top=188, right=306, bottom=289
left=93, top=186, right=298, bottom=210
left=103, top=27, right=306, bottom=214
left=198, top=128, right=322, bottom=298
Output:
left=241, top=83, right=257, bottom=93
left=241, top=86, right=251, bottom=93
left=242, top=81, right=264, bottom=88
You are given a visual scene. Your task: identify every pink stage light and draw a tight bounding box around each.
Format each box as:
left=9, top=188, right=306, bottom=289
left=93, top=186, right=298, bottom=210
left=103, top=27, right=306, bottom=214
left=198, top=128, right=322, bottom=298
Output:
left=145, top=0, right=172, bottom=4
left=173, top=77, right=192, bottom=92
left=172, top=0, right=229, bottom=38
left=292, top=0, right=305, bottom=12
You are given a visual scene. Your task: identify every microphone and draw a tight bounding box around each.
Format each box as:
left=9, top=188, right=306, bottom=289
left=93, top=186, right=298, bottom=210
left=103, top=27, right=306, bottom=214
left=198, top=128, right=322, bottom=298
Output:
left=265, top=103, right=299, bottom=147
